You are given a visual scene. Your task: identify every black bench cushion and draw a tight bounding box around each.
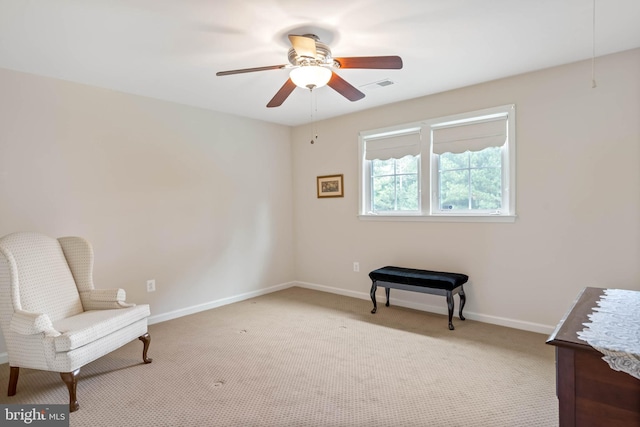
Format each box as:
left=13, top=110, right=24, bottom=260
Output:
left=369, top=266, right=468, bottom=291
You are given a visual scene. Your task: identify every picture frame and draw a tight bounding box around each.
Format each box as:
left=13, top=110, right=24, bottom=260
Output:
left=317, top=174, right=344, bottom=198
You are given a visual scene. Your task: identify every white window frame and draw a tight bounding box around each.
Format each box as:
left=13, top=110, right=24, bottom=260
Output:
left=358, top=104, right=516, bottom=223
left=359, top=124, right=424, bottom=217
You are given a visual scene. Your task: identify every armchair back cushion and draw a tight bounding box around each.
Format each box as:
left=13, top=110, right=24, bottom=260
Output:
left=0, top=232, right=83, bottom=321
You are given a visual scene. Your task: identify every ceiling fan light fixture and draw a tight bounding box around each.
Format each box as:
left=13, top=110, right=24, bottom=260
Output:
left=290, top=66, right=332, bottom=89
left=217, top=34, right=402, bottom=107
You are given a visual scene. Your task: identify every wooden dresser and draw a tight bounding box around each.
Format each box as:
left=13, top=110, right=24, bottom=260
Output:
left=546, top=287, right=640, bottom=427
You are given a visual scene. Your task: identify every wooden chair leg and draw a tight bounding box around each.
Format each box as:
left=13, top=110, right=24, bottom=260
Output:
left=139, top=333, right=152, bottom=364
left=60, top=369, right=80, bottom=412
left=8, top=366, right=19, bottom=396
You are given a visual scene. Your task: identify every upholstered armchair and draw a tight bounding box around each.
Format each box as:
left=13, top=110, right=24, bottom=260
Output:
left=0, top=232, right=152, bottom=412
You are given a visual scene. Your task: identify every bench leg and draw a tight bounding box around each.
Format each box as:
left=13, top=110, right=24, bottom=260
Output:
left=446, top=291, right=455, bottom=330
left=385, top=287, right=390, bottom=307
left=459, top=286, right=466, bottom=321
left=370, top=281, right=378, bottom=314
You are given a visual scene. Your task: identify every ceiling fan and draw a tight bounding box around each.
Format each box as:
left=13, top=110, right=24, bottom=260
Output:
left=216, top=34, right=403, bottom=108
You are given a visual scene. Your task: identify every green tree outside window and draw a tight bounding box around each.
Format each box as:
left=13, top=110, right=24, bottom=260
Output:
left=438, top=147, right=502, bottom=211
left=371, top=156, right=419, bottom=212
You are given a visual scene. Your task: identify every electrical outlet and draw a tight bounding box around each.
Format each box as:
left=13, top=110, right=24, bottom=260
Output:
left=353, top=262, right=360, bottom=272
left=146, top=279, right=156, bottom=292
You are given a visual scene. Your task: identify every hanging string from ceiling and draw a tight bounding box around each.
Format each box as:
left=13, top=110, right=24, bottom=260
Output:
left=591, top=0, right=597, bottom=89
left=309, top=88, right=319, bottom=144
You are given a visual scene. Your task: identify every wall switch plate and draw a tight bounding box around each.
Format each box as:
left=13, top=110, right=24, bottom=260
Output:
left=146, top=279, right=156, bottom=292
left=353, top=262, right=360, bottom=272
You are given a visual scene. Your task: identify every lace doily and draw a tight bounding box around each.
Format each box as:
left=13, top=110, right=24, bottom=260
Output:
left=577, top=288, right=640, bottom=379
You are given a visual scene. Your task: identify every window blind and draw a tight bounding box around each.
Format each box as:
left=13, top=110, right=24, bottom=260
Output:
left=364, top=131, right=421, bottom=160
left=432, top=116, right=507, bottom=155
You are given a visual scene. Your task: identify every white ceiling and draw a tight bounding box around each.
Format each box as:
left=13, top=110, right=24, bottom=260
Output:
left=1, top=0, right=639, bottom=127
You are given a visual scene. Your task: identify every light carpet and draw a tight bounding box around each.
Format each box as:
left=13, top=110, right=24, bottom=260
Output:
left=0, top=287, right=559, bottom=426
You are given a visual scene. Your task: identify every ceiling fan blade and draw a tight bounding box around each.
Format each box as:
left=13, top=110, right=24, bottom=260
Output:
left=288, top=34, right=317, bottom=59
left=216, top=64, right=287, bottom=76
left=334, top=56, right=403, bottom=69
left=327, top=72, right=365, bottom=102
left=267, top=78, right=297, bottom=108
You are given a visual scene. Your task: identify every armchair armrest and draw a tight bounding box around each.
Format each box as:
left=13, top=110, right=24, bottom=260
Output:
left=80, top=289, right=135, bottom=310
left=10, top=310, right=61, bottom=337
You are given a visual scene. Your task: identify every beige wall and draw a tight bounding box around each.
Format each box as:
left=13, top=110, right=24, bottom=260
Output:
left=292, top=48, right=640, bottom=332
left=0, top=68, right=295, bottom=355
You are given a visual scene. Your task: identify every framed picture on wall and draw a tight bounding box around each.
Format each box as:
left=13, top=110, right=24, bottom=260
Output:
left=317, top=174, right=344, bottom=198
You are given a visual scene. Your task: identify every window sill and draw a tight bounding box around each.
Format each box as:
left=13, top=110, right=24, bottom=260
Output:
left=358, top=214, right=517, bottom=223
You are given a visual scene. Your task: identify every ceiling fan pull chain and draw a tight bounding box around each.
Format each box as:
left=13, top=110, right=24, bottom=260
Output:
left=310, top=88, right=318, bottom=144
left=314, top=89, right=319, bottom=143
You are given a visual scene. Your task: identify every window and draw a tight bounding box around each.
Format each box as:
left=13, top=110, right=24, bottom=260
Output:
left=371, top=156, right=419, bottom=212
left=437, top=148, right=502, bottom=211
left=359, top=105, right=516, bottom=222
left=359, top=127, right=422, bottom=215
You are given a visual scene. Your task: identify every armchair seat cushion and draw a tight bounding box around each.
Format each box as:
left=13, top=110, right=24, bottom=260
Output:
left=52, top=304, right=150, bottom=352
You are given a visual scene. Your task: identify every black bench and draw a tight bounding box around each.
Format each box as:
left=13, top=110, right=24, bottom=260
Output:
left=369, top=266, right=468, bottom=330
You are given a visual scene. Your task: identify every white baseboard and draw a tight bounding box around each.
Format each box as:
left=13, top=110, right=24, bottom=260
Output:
left=0, top=282, right=296, bottom=365
left=0, top=279, right=554, bottom=365
left=147, top=281, right=295, bottom=325
left=295, top=281, right=555, bottom=335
